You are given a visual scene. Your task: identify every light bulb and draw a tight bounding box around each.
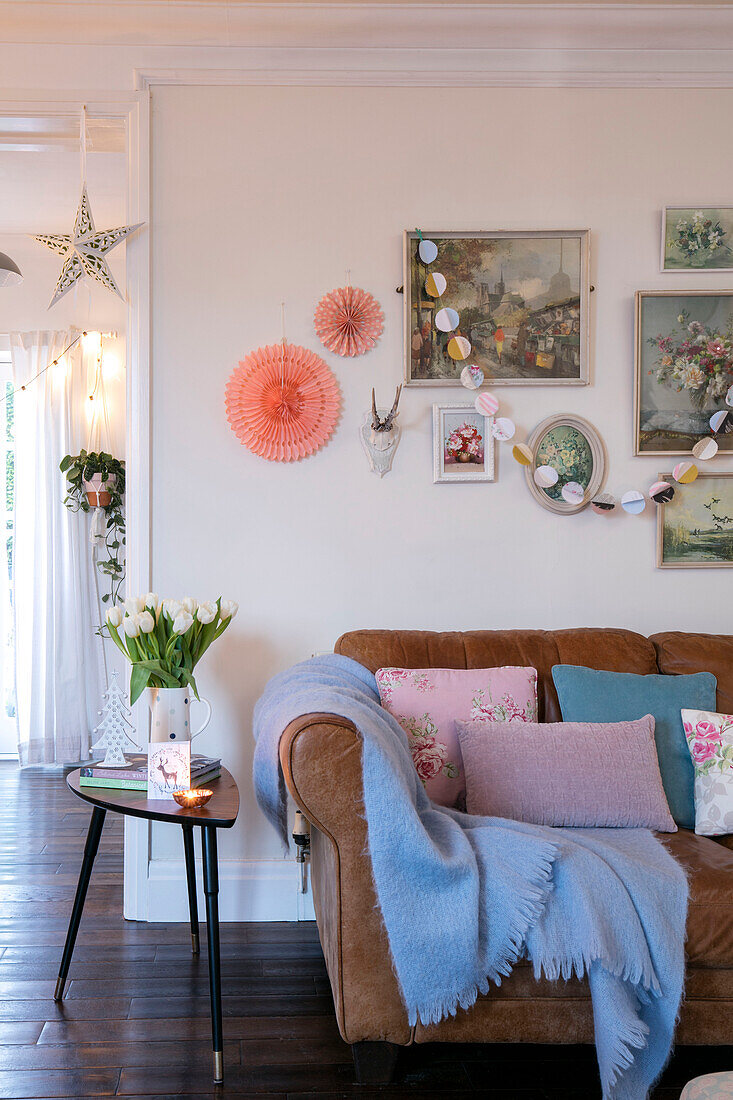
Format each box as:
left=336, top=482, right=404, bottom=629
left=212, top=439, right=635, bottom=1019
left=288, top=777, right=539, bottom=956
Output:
left=82, top=331, right=102, bottom=353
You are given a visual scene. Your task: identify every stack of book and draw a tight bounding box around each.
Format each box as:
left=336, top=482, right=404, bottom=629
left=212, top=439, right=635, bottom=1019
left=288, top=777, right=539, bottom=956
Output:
left=79, top=754, right=221, bottom=791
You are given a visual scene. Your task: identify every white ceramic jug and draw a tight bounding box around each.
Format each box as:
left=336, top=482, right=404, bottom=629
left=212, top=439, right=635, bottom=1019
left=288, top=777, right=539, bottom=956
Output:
left=147, top=686, right=212, bottom=745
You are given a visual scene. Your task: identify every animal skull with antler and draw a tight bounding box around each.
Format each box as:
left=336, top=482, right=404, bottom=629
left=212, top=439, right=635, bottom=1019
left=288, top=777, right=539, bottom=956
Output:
left=361, top=385, right=403, bottom=477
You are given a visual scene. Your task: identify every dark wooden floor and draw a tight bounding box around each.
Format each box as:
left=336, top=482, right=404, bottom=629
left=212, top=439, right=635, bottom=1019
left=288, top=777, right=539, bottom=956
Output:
left=0, top=762, right=730, bottom=1099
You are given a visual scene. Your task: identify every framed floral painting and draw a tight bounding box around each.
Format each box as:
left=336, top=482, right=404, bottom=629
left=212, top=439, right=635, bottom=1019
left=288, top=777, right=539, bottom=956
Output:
left=662, top=208, right=733, bottom=272
left=404, top=230, right=590, bottom=386
left=432, top=405, right=495, bottom=483
left=657, top=472, right=733, bottom=568
left=524, top=414, right=606, bottom=515
left=634, top=291, right=733, bottom=456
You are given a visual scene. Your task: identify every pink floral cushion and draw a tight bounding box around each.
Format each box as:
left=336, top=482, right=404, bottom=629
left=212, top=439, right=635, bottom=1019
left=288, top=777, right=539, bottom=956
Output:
left=456, top=714, right=677, bottom=831
left=375, top=666, right=538, bottom=808
left=682, top=709, right=733, bottom=835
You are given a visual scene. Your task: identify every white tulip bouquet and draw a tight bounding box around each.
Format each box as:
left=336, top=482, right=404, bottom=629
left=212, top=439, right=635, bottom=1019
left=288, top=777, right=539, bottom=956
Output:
left=106, top=594, right=238, bottom=705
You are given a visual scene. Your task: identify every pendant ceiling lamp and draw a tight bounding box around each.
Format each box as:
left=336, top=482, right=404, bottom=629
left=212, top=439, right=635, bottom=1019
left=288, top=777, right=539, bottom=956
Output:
left=0, top=252, right=22, bottom=288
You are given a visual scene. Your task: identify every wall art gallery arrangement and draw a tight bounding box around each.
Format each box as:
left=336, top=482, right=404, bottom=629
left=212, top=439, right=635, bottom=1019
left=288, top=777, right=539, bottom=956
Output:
left=223, top=214, right=733, bottom=569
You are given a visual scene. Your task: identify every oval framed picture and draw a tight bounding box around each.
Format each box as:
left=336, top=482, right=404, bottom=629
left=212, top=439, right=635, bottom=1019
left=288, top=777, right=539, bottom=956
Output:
left=524, top=414, right=606, bottom=515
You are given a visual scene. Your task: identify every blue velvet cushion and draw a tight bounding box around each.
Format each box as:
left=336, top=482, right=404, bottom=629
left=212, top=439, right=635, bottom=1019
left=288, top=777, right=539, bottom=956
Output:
left=552, top=665, right=717, bottom=829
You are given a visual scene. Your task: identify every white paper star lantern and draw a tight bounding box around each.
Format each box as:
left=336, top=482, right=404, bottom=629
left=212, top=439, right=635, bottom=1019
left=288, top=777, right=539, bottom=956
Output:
left=33, top=186, right=142, bottom=309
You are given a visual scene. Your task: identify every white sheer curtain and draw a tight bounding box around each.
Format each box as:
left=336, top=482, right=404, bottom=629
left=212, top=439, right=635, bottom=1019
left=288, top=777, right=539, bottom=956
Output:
left=11, top=331, right=105, bottom=765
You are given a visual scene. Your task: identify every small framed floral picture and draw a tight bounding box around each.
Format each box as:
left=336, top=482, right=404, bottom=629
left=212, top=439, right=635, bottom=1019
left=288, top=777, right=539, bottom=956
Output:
left=432, top=404, right=495, bottom=484
left=662, top=207, right=733, bottom=272
left=524, top=413, right=606, bottom=514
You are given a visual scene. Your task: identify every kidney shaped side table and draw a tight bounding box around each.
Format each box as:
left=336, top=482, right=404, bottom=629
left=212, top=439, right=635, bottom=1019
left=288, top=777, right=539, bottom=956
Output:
left=57, top=768, right=240, bottom=1084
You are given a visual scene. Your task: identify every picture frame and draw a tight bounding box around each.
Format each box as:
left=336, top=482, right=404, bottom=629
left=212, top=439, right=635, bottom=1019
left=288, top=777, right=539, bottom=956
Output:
left=634, top=290, right=733, bottom=456
left=523, top=414, right=606, bottom=515
left=656, top=471, right=733, bottom=569
left=432, top=405, right=495, bottom=484
left=661, top=207, right=733, bottom=272
left=404, top=230, right=590, bottom=387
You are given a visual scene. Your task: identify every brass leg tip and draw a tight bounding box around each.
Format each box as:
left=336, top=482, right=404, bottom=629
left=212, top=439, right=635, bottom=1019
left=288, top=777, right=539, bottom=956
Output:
left=191, top=931, right=200, bottom=955
left=213, top=1049, right=224, bottom=1083
left=54, top=977, right=65, bottom=1002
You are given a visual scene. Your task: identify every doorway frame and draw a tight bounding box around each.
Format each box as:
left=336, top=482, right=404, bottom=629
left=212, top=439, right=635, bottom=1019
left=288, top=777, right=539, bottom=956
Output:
left=0, top=89, right=151, bottom=918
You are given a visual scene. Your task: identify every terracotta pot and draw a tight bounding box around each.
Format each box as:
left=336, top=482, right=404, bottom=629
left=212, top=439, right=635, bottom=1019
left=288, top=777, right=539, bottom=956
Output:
left=457, top=452, right=472, bottom=463
left=83, top=472, right=115, bottom=508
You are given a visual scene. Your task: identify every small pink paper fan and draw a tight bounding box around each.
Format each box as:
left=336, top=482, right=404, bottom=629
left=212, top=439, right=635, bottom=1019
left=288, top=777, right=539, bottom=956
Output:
left=225, top=343, right=341, bottom=462
left=314, top=285, right=384, bottom=357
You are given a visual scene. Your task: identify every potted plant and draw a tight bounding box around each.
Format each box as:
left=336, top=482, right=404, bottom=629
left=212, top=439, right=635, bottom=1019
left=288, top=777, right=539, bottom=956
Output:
left=60, top=450, right=126, bottom=606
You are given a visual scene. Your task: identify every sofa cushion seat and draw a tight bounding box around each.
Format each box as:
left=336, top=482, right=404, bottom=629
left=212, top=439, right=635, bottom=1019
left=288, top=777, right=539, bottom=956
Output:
left=661, top=828, right=733, bottom=968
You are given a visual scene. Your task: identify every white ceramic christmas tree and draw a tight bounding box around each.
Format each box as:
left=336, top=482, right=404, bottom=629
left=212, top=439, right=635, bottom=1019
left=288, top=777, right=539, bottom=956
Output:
left=91, top=670, right=139, bottom=767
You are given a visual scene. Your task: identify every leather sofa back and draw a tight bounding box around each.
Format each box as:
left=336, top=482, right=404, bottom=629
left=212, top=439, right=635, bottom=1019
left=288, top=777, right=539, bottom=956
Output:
left=651, top=632, right=733, bottom=715
left=335, top=628, right=659, bottom=722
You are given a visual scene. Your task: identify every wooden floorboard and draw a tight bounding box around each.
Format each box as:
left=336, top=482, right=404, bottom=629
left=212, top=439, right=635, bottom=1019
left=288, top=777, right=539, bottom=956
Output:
left=0, top=762, right=728, bottom=1098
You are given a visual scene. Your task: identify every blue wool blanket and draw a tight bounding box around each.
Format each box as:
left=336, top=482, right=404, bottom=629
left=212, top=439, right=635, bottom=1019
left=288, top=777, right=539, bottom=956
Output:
left=253, top=655, right=688, bottom=1100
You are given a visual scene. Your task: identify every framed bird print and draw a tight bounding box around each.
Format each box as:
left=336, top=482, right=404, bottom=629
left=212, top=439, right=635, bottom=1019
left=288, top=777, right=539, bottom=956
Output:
left=657, top=472, right=733, bottom=568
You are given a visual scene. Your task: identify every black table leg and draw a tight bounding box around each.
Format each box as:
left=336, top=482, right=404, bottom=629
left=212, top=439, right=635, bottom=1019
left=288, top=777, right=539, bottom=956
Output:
left=201, top=825, right=223, bottom=1084
left=181, top=823, right=200, bottom=955
left=55, top=806, right=106, bottom=1001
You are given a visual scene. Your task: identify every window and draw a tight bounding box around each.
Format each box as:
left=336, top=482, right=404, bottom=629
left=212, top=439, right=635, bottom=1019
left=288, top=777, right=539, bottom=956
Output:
left=0, top=348, right=15, bottom=755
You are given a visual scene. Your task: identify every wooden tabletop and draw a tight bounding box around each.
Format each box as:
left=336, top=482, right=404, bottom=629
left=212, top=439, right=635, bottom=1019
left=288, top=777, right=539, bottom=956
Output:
left=66, top=767, right=240, bottom=828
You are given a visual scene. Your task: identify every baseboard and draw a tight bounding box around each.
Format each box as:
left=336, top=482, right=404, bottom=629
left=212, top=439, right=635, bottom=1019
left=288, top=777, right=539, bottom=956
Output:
left=145, top=857, right=316, bottom=923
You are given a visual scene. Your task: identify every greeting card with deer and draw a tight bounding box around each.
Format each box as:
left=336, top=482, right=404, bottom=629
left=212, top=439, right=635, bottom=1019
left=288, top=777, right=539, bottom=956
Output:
left=148, top=743, right=191, bottom=799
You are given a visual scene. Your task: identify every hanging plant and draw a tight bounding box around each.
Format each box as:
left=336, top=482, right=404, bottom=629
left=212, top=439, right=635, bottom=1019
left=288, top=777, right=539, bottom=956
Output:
left=60, top=450, right=126, bottom=605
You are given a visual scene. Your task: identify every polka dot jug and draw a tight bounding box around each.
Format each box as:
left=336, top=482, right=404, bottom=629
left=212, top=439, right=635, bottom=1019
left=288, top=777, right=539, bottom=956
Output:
left=147, top=686, right=212, bottom=745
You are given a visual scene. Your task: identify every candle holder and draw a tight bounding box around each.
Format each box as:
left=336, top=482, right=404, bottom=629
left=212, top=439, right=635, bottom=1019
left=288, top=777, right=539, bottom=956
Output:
left=173, top=788, right=213, bottom=809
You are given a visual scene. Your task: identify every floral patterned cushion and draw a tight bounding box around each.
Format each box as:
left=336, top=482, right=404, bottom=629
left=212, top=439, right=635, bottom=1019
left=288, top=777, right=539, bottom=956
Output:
left=683, top=708, right=733, bottom=836
left=375, top=666, right=538, bottom=809
left=681, top=1072, right=733, bottom=1099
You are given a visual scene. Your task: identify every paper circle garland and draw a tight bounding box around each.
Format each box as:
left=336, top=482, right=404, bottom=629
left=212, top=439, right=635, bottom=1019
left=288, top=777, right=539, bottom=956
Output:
left=673, top=461, right=699, bottom=484
left=591, top=493, right=616, bottom=514
left=561, top=482, right=585, bottom=505
left=418, top=239, right=438, bottom=264
left=225, top=343, right=341, bottom=462
left=425, top=272, right=446, bottom=298
left=649, top=481, right=675, bottom=504
left=314, top=286, right=384, bottom=357
left=621, top=490, right=646, bottom=515
left=475, top=392, right=499, bottom=417
left=512, top=443, right=533, bottom=466
left=727, top=384, right=733, bottom=408
left=435, top=308, right=459, bottom=333
left=447, top=335, right=471, bottom=361
left=534, top=465, right=559, bottom=489
left=692, top=436, right=719, bottom=461
left=492, top=417, right=516, bottom=441
left=461, top=365, right=484, bottom=390
left=710, top=410, right=733, bottom=434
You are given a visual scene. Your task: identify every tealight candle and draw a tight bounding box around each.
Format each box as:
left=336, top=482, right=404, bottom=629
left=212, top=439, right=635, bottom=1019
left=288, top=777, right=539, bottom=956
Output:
left=173, top=788, right=213, bottom=809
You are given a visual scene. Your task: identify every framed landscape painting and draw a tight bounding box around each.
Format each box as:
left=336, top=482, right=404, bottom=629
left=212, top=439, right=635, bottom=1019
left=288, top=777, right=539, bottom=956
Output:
left=634, top=291, right=733, bottom=455
left=432, top=405, right=495, bottom=483
left=662, top=207, right=733, bottom=272
left=657, top=472, right=733, bottom=568
left=404, top=230, right=590, bottom=387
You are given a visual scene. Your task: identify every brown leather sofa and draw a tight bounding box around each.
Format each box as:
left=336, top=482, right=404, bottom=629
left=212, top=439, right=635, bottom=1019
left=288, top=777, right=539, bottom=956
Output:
left=278, top=628, right=733, bottom=1083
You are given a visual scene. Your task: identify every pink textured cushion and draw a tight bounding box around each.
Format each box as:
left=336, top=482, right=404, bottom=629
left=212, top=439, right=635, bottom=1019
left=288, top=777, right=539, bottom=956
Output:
left=375, top=666, right=538, bottom=808
left=456, top=714, right=677, bottom=831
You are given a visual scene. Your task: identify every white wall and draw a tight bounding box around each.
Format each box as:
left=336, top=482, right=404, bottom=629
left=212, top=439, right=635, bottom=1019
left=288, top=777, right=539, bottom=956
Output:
left=148, top=84, right=733, bottom=900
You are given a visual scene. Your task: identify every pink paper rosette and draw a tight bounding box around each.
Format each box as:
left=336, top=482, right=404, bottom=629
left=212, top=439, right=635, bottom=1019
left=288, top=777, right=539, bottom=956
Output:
left=314, top=285, right=384, bottom=357
left=225, top=343, right=341, bottom=462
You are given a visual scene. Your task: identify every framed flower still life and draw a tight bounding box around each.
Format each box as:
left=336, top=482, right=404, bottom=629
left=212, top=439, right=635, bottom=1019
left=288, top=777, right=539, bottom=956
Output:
left=524, top=414, right=606, bottom=515
left=662, top=207, right=733, bottom=272
left=432, top=405, right=495, bottom=484
left=634, top=291, right=733, bottom=456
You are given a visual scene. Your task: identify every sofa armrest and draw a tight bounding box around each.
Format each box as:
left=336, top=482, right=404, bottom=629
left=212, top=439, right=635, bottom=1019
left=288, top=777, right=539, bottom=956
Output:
left=279, top=713, right=411, bottom=1045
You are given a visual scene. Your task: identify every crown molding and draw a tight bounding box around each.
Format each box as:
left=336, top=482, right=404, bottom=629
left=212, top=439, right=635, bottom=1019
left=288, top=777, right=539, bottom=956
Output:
left=3, top=1, right=733, bottom=49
